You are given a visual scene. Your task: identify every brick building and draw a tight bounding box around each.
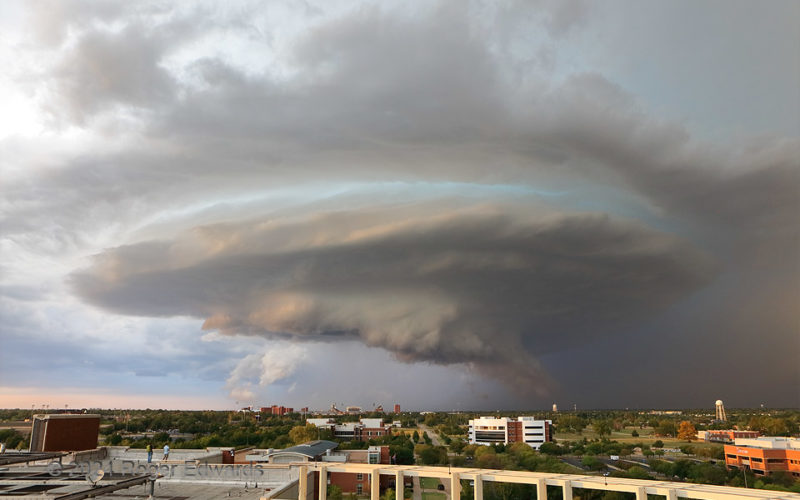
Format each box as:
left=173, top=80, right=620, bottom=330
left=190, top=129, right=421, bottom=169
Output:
left=29, top=414, right=100, bottom=452
left=242, top=441, right=400, bottom=496
left=260, top=405, right=294, bottom=416
left=697, top=430, right=759, bottom=443
left=328, top=446, right=402, bottom=495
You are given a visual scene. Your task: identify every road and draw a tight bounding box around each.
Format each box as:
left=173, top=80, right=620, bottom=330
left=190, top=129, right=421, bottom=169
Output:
left=417, top=424, right=444, bottom=446
left=412, top=476, right=422, bottom=500
left=560, top=456, right=590, bottom=471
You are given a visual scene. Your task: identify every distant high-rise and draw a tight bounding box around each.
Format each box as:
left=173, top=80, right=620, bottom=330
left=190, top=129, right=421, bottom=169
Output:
left=394, top=404, right=401, bottom=413
left=715, top=400, right=727, bottom=421
left=552, top=403, right=558, bottom=412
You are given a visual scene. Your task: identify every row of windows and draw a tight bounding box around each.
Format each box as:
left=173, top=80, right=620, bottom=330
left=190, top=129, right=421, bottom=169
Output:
left=727, top=454, right=799, bottom=465
left=475, top=436, right=506, bottom=442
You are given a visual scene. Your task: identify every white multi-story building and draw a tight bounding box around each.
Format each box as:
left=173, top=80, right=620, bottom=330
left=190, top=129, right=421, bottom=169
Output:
left=468, top=416, right=552, bottom=450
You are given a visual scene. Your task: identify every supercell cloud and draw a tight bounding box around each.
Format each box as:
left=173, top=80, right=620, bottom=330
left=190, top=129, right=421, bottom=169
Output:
left=1, top=0, right=798, bottom=408
left=72, top=203, right=716, bottom=394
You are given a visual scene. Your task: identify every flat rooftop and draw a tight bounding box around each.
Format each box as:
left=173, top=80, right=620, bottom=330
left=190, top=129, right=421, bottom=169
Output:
left=91, top=482, right=269, bottom=500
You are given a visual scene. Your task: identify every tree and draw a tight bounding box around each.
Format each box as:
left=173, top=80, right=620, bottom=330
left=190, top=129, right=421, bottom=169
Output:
left=463, top=444, right=479, bottom=459
left=557, top=415, right=586, bottom=434
left=581, top=456, right=605, bottom=471
left=763, top=418, right=790, bottom=436
left=677, top=421, right=697, bottom=442
left=538, top=442, right=562, bottom=455
left=390, top=443, right=415, bottom=465
left=631, top=429, right=639, bottom=437
left=476, top=450, right=501, bottom=469
left=656, top=421, right=677, bottom=437
left=415, top=444, right=447, bottom=465
left=327, top=485, right=343, bottom=500
left=289, top=424, right=318, bottom=445
left=593, top=419, right=612, bottom=438
left=449, top=439, right=466, bottom=454
left=653, top=440, right=664, bottom=448
left=625, top=466, right=651, bottom=479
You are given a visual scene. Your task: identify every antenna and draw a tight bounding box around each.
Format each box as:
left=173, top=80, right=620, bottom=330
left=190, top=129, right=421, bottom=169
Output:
left=86, top=469, right=105, bottom=487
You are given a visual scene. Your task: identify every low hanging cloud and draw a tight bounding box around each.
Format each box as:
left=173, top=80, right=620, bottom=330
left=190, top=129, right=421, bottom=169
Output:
left=72, top=203, right=715, bottom=393
left=224, top=343, right=307, bottom=401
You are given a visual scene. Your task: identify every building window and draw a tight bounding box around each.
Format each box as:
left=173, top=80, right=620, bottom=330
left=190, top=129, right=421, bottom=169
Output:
left=356, top=473, right=363, bottom=480
left=357, top=484, right=363, bottom=495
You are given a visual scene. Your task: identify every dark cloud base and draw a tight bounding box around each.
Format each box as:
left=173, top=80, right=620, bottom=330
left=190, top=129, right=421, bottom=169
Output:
left=72, top=206, right=715, bottom=394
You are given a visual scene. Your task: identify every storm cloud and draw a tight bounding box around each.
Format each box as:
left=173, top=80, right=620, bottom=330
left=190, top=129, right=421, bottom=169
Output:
left=1, top=0, right=797, bottom=408
left=71, top=204, right=715, bottom=391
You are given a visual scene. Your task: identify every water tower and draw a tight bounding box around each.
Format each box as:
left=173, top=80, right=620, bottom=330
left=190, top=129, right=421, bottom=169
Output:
left=715, top=400, right=726, bottom=421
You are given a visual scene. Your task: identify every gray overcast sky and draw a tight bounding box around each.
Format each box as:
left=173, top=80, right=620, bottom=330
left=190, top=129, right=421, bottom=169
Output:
left=0, top=0, right=798, bottom=410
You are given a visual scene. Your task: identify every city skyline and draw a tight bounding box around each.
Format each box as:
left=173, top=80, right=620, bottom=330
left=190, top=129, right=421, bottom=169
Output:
left=1, top=0, right=798, bottom=410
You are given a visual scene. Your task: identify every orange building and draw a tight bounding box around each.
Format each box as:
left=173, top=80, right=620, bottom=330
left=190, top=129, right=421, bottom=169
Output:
left=724, top=438, right=800, bottom=478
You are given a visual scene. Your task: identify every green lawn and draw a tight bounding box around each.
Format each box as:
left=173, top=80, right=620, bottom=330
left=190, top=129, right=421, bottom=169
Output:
left=421, top=493, right=446, bottom=500
left=555, top=426, right=724, bottom=454
left=420, top=477, right=441, bottom=489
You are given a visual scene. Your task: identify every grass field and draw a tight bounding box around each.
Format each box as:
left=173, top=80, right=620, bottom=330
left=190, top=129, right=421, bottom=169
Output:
left=421, top=493, right=445, bottom=500
left=555, top=426, right=724, bottom=454
left=420, top=477, right=441, bottom=489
